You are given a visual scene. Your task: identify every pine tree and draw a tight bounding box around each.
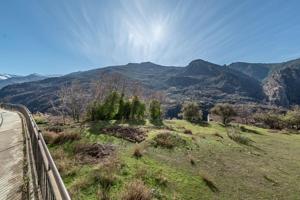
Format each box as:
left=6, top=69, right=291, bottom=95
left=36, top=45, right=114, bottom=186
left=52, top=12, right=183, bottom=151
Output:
left=150, top=100, right=162, bottom=124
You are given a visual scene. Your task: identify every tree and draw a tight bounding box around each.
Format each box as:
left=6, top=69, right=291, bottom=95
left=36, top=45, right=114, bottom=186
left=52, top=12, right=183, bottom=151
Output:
left=56, top=82, right=87, bottom=122
left=181, top=102, right=202, bottom=123
left=102, top=91, right=120, bottom=120
left=149, top=100, right=162, bottom=124
left=210, top=103, right=236, bottom=126
left=130, top=96, right=145, bottom=121
left=115, top=93, right=125, bottom=120
left=254, top=111, right=283, bottom=129
left=283, top=106, right=300, bottom=130
left=123, top=101, right=132, bottom=120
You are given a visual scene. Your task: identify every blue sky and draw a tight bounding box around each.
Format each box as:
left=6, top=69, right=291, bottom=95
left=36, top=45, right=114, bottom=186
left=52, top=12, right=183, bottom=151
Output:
left=1, top=0, right=300, bottom=75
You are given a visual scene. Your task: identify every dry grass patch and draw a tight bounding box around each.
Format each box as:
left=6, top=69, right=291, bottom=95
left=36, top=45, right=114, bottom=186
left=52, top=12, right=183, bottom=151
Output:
left=227, top=128, right=252, bottom=146
left=43, top=131, right=81, bottom=145
left=152, top=132, right=186, bottom=149
left=133, top=145, right=144, bottom=159
left=121, top=180, right=152, bottom=200
left=51, top=149, right=77, bottom=176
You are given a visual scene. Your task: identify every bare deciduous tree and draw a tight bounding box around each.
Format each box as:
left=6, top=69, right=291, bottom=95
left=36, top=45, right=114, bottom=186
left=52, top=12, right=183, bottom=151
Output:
left=55, top=81, right=87, bottom=122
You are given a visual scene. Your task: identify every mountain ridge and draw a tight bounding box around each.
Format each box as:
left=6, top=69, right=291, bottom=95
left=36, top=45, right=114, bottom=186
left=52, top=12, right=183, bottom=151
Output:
left=0, top=58, right=299, bottom=112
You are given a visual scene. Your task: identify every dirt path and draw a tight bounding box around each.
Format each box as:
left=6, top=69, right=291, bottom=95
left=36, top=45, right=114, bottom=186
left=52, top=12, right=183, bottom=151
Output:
left=0, top=109, right=24, bottom=200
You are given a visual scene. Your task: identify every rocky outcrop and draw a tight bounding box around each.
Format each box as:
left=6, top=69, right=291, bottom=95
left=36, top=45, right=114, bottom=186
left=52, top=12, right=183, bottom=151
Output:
left=263, top=71, right=289, bottom=106
left=263, top=65, right=300, bottom=107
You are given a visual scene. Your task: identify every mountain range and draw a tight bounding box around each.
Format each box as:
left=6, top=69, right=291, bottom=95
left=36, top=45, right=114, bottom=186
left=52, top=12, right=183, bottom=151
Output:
left=0, top=73, right=49, bottom=89
left=0, top=58, right=299, bottom=113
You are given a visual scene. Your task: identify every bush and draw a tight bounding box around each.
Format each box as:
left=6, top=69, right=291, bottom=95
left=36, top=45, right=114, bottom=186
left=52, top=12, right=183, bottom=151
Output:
left=181, top=102, right=202, bottom=123
left=34, top=115, right=48, bottom=125
left=46, top=125, right=64, bottom=133
left=43, top=130, right=80, bottom=145
left=227, top=128, right=251, bottom=145
left=152, top=132, right=186, bottom=149
left=87, top=92, right=146, bottom=122
left=121, top=180, right=152, bottom=200
left=254, top=112, right=283, bottom=129
left=154, top=170, right=168, bottom=187
left=283, top=106, right=300, bottom=130
left=211, top=103, right=236, bottom=126
left=133, top=145, right=143, bottom=159
left=184, top=129, right=193, bottom=135
left=130, top=96, right=146, bottom=121
left=51, top=132, right=81, bottom=145
left=150, top=100, right=162, bottom=125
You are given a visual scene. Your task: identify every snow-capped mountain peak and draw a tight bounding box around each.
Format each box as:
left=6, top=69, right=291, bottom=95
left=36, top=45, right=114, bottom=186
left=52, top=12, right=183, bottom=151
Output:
left=0, top=74, right=14, bottom=80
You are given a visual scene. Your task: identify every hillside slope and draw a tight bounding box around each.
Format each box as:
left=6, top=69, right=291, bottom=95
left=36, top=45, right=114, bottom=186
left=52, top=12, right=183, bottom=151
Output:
left=0, top=73, right=48, bottom=89
left=1, top=58, right=300, bottom=112
left=0, top=60, right=264, bottom=112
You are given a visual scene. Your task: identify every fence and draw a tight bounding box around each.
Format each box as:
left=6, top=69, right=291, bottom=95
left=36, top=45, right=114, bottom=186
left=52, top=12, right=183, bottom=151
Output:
left=0, top=103, right=71, bottom=200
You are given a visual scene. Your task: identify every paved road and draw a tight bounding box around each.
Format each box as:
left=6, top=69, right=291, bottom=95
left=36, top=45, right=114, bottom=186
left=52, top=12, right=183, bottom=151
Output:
left=0, top=109, right=24, bottom=200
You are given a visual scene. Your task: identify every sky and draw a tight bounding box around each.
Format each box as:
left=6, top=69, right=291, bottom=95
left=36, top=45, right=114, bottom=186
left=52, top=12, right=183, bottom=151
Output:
left=1, top=0, right=300, bottom=75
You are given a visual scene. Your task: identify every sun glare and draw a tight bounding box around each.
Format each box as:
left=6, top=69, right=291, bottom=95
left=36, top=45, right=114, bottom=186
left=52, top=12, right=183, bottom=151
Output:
left=152, top=23, right=164, bottom=41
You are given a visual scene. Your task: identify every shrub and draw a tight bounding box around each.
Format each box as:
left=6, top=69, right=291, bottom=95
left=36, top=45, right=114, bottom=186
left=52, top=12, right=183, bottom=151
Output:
left=42, top=131, right=57, bottom=144
left=240, top=126, right=247, bottom=132
left=34, top=115, right=48, bottom=125
left=254, top=112, right=283, bottom=129
left=154, top=170, right=168, bottom=187
left=181, top=102, right=202, bottom=123
left=188, top=155, right=196, bottom=165
left=213, top=132, right=223, bottom=139
left=133, top=145, right=143, bottom=159
left=46, top=125, right=64, bottom=133
left=93, top=170, right=116, bottom=191
left=240, top=126, right=261, bottom=135
left=130, top=96, right=146, bottom=121
left=149, top=100, right=162, bottom=125
left=51, top=132, right=81, bottom=145
left=51, top=149, right=76, bottom=177
left=152, top=132, right=186, bottom=149
left=184, top=129, right=193, bottom=135
left=283, top=106, right=300, bottom=130
left=210, top=103, right=236, bottom=126
left=227, top=128, right=251, bottom=145
left=121, top=180, right=152, bottom=200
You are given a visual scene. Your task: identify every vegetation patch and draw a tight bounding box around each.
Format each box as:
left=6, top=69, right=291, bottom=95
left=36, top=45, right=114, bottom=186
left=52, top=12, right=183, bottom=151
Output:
left=132, top=144, right=144, bottom=159
left=152, top=132, right=186, bottom=149
left=74, top=143, right=115, bottom=164
left=240, top=126, right=262, bottom=135
left=184, top=129, right=193, bottom=135
left=120, top=179, right=152, bottom=200
left=46, top=124, right=64, bottom=133
left=213, top=132, right=223, bottom=139
left=102, top=126, right=147, bottom=143
left=227, top=128, right=252, bottom=145
left=43, top=131, right=81, bottom=145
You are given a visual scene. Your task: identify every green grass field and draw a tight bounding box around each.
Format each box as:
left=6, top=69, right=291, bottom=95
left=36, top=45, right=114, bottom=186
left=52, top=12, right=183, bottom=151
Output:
left=39, top=118, right=300, bottom=200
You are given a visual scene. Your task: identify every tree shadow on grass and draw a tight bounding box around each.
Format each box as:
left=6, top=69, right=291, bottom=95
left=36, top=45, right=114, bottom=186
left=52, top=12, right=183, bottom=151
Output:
left=150, top=120, right=164, bottom=127
left=113, top=119, right=146, bottom=126
left=240, top=126, right=263, bottom=135
left=88, top=121, right=113, bottom=134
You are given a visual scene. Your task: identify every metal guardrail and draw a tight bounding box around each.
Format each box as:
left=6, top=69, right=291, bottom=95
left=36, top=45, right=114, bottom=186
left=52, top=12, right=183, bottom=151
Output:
left=1, top=103, right=71, bottom=200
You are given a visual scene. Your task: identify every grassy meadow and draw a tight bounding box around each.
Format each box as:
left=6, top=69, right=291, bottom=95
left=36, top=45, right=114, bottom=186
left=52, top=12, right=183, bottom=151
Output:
left=36, top=116, right=300, bottom=200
